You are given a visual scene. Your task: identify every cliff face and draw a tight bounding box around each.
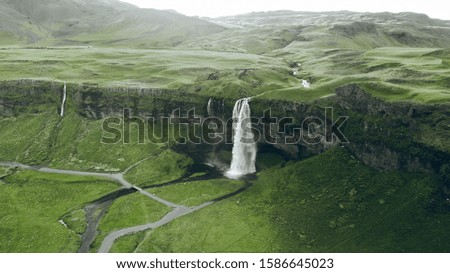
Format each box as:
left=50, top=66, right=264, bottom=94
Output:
left=0, top=80, right=207, bottom=118
left=74, top=86, right=207, bottom=119
left=0, top=80, right=448, bottom=175
left=0, top=80, right=62, bottom=115
left=334, top=84, right=449, bottom=172
left=335, top=83, right=449, bottom=118
left=247, top=86, right=448, bottom=173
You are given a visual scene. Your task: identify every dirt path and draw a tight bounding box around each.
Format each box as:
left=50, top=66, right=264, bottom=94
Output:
left=0, top=161, right=251, bottom=253
left=98, top=201, right=213, bottom=253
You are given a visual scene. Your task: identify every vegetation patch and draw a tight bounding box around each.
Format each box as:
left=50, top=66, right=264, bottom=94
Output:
left=147, top=179, right=245, bottom=207
left=124, top=150, right=193, bottom=187
left=0, top=170, right=118, bottom=252
left=126, top=148, right=450, bottom=252
left=90, top=192, right=171, bottom=252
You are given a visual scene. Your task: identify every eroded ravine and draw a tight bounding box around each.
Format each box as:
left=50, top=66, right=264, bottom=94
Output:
left=78, top=188, right=137, bottom=253
left=0, top=161, right=253, bottom=253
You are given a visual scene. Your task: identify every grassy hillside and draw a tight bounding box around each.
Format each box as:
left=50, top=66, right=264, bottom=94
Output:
left=0, top=0, right=224, bottom=47
left=1, top=7, right=449, bottom=103
left=113, top=148, right=450, bottom=253
left=0, top=169, right=118, bottom=252
left=0, top=47, right=299, bottom=98
left=0, top=105, right=193, bottom=174
left=196, top=11, right=450, bottom=53
left=0, top=45, right=449, bottom=103
left=260, top=46, right=450, bottom=103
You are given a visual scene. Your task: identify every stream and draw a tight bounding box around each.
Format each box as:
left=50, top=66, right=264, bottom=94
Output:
left=0, top=161, right=252, bottom=253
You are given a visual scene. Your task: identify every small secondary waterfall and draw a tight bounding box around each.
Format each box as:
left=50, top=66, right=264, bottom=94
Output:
left=225, top=98, right=257, bottom=179
left=60, top=82, right=67, bottom=117
left=207, top=98, right=213, bottom=116
left=207, top=98, right=227, bottom=117
left=205, top=98, right=228, bottom=171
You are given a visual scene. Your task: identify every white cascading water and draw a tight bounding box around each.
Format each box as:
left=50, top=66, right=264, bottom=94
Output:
left=60, top=82, right=67, bottom=117
left=207, top=98, right=213, bottom=116
left=225, top=98, right=257, bottom=179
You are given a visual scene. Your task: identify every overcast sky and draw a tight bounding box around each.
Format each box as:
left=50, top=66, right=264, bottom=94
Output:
left=119, top=0, right=449, bottom=20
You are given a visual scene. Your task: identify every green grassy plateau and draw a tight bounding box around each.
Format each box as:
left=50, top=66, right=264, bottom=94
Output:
left=0, top=46, right=449, bottom=103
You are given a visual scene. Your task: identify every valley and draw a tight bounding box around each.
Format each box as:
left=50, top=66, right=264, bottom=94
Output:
left=0, top=0, right=449, bottom=253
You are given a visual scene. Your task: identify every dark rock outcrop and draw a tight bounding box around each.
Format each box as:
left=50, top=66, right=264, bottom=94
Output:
left=0, top=80, right=448, bottom=175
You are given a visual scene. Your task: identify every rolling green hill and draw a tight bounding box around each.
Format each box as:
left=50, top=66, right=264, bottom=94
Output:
left=1, top=5, right=449, bottom=103
left=197, top=10, right=450, bottom=53
left=0, top=0, right=225, bottom=46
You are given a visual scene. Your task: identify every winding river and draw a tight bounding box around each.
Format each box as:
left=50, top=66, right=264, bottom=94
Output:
left=0, top=160, right=251, bottom=253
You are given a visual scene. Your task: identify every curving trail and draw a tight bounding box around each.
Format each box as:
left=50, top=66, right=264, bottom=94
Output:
left=0, top=162, right=132, bottom=188
left=98, top=201, right=213, bottom=253
left=0, top=161, right=250, bottom=253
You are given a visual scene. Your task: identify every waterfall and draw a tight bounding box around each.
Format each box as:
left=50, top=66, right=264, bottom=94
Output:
left=207, top=98, right=213, bottom=116
left=60, top=82, right=67, bottom=117
left=225, top=98, right=257, bottom=179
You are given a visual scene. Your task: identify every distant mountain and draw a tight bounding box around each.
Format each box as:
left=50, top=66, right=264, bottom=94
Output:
left=210, top=10, right=449, bottom=27
left=1, top=2, right=450, bottom=53
left=187, top=11, right=450, bottom=54
left=0, top=0, right=225, bottom=46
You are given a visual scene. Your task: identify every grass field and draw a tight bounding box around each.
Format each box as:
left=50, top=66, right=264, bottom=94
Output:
left=0, top=109, right=168, bottom=171
left=1, top=45, right=448, bottom=103
left=123, top=150, right=192, bottom=187
left=91, top=178, right=246, bottom=252
left=0, top=46, right=297, bottom=98
left=90, top=192, right=172, bottom=252
left=146, top=178, right=245, bottom=207
left=0, top=170, right=119, bottom=252
left=50, top=112, right=166, bottom=172
left=111, top=148, right=450, bottom=253
left=0, top=110, right=60, bottom=164
left=262, top=46, right=450, bottom=103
